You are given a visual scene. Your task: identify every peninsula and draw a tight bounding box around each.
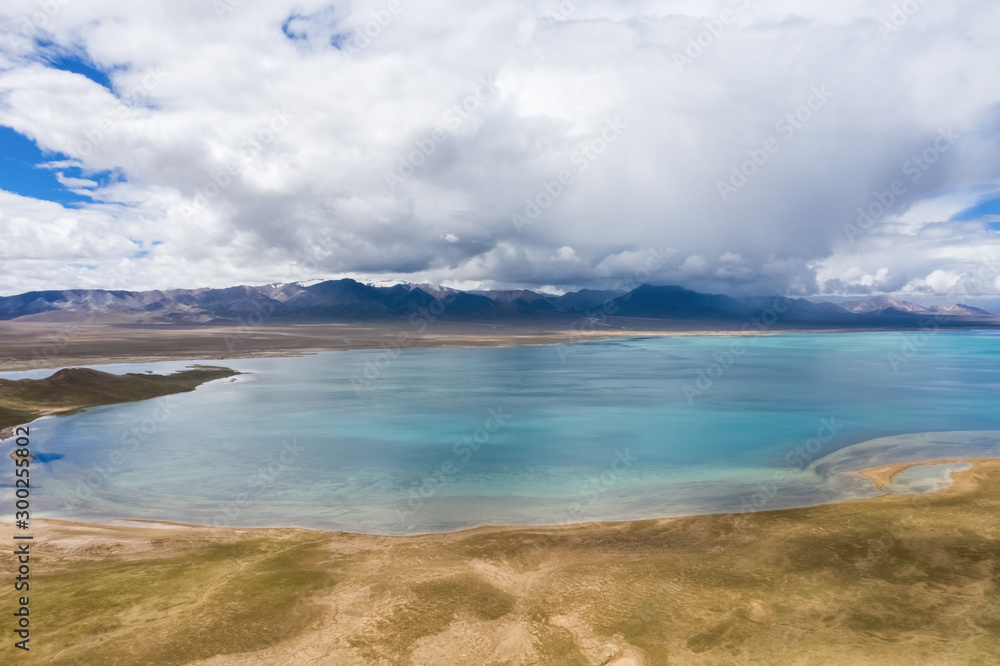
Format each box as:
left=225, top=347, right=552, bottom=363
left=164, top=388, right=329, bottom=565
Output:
left=0, top=366, right=240, bottom=432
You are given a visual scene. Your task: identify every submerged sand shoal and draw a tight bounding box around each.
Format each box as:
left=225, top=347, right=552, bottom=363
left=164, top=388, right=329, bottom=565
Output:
left=859, top=457, right=993, bottom=490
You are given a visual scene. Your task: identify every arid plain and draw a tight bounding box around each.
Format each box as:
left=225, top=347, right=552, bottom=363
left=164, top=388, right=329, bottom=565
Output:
left=0, top=320, right=880, bottom=372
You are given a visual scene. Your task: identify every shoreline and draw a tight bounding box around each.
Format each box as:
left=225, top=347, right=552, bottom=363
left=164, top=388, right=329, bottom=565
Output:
left=19, top=457, right=996, bottom=539
left=5, top=347, right=996, bottom=538
left=4, top=374, right=995, bottom=537
left=9, top=459, right=999, bottom=664
left=9, top=462, right=999, bottom=663
left=0, top=321, right=978, bottom=373
left=859, top=457, right=994, bottom=490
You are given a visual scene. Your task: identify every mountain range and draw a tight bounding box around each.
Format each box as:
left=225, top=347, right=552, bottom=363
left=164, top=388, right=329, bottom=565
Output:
left=0, top=280, right=992, bottom=327
left=836, top=295, right=990, bottom=316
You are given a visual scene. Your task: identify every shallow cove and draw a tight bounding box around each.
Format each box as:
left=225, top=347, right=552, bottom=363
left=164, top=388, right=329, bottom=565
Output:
left=5, top=330, right=1000, bottom=534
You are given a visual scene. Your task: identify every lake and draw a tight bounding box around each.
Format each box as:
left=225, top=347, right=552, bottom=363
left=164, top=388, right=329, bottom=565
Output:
left=8, top=331, right=1000, bottom=534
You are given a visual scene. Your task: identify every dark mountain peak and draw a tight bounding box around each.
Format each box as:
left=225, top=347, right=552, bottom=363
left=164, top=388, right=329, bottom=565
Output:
left=552, top=289, right=623, bottom=312
left=444, top=292, right=495, bottom=311
left=614, top=284, right=753, bottom=319
left=472, top=289, right=549, bottom=304
left=305, top=278, right=378, bottom=297
left=634, top=284, right=687, bottom=293
left=379, top=284, right=437, bottom=310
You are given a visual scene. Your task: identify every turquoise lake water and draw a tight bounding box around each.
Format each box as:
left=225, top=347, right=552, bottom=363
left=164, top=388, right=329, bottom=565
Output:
left=4, top=331, right=1000, bottom=534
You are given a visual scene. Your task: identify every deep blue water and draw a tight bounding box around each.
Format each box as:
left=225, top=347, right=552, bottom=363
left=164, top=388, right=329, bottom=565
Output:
left=4, top=331, right=999, bottom=534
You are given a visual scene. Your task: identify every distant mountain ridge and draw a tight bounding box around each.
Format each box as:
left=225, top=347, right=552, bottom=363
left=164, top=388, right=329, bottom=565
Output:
left=0, top=279, right=992, bottom=326
left=837, top=295, right=990, bottom=316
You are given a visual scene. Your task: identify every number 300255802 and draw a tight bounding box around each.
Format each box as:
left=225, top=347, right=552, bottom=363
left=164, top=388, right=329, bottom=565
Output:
left=14, top=426, right=30, bottom=521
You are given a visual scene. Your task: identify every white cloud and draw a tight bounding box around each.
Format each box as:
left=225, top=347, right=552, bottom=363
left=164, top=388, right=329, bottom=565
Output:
left=925, top=269, right=963, bottom=293
left=54, top=173, right=98, bottom=190
left=553, top=246, right=579, bottom=262
left=0, top=0, right=998, bottom=296
left=680, top=254, right=709, bottom=275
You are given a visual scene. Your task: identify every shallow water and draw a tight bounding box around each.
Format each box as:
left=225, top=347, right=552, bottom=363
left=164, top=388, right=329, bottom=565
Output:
left=5, top=330, right=1000, bottom=534
left=885, top=462, right=974, bottom=494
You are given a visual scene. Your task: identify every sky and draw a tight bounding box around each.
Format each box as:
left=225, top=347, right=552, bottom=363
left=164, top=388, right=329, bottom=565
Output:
left=0, top=0, right=999, bottom=305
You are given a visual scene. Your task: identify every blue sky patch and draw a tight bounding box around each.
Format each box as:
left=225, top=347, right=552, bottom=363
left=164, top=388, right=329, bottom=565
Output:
left=129, top=239, right=159, bottom=259
left=281, top=11, right=348, bottom=49
left=37, top=43, right=114, bottom=91
left=951, top=195, right=1000, bottom=223
left=0, top=126, right=118, bottom=205
left=282, top=15, right=308, bottom=41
